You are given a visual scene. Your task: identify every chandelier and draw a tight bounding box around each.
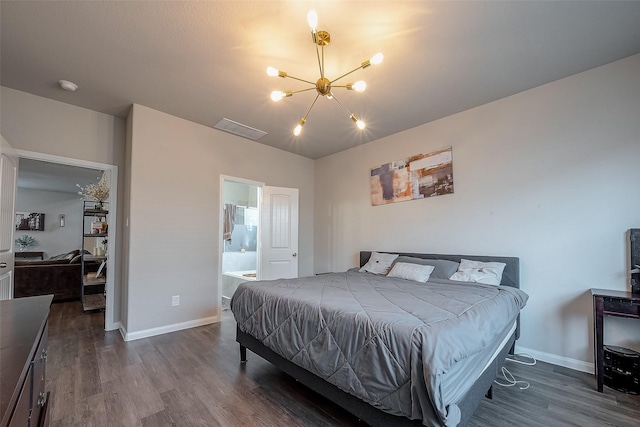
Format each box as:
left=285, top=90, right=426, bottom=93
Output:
left=267, top=10, right=383, bottom=136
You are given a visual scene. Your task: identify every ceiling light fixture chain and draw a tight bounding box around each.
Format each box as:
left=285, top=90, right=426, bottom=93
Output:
left=267, top=10, right=383, bottom=136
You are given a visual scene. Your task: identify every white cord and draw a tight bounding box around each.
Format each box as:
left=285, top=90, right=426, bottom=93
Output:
left=493, top=353, right=537, bottom=390
left=505, top=352, right=537, bottom=366
left=494, top=366, right=530, bottom=390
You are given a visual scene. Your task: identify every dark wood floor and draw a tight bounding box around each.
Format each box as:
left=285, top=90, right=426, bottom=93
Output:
left=46, top=301, right=640, bottom=427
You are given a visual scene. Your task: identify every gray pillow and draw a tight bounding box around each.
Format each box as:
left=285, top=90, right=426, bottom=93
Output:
left=392, top=256, right=460, bottom=280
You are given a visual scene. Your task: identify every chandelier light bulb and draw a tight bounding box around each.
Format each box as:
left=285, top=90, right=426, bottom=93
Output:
left=271, top=91, right=285, bottom=102
left=307, top=10, right=318, bottom=31
left=266, top=67, right=279, bottom=77
left=293, top=118, right=306, bottom=136
left=353, top=80, right=366, bottom=92
left=370, top=53, right=384, bottom=65
left=350, top=114, right=365, bottom=130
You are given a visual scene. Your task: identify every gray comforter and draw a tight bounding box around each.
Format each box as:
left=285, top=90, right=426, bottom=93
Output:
left=231, top=270, right=528, bottom=426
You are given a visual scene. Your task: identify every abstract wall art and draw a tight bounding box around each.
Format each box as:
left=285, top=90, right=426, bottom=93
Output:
left=370, top=147, right=454, bottom=206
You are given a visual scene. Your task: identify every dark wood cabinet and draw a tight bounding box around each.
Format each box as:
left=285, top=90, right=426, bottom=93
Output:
left=1, top=295, right=52, bottom=427
left=591, top=288, right=640, bottom=392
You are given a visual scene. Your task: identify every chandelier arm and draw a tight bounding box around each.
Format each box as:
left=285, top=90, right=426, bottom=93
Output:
left=284, top=75, right=318, bottom=86
left=331, top=65, right=366, bottom=84
left=321, top=44, right=325, bottom=79
left=332, top=94, right=364, bottom=129
left=329, top=93, right=354, bottom=117
left=289, top=87, right=318, bottom=95
left=302, top=93, right=322, bottom=121
left=314, top=41, right=323, bottom=77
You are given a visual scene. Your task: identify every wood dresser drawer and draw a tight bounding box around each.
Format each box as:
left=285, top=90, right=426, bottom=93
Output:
left=30, top=325, right=49, bottom=427
left=6, top=374, right=30, bottom=427
left=603, top=297, right=640, bottom=318
left=0, top=296, right=52, bottom=427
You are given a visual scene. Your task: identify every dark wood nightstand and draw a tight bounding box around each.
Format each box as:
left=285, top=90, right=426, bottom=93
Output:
left=591, top=288, right=640, bottom=392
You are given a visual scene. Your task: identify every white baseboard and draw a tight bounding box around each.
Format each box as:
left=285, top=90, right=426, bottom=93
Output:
left=123, top=316, right=218, bottom=341
left=118, top=323, right=127, bottom=341
left=515, top=345, right=593, bottom=374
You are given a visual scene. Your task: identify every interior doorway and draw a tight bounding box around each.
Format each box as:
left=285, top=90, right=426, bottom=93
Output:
left=219, top=176, right=262, bottom=310
left=218, top=176, right=300, bottom=313
left=15, top=149, right=118, bottom=331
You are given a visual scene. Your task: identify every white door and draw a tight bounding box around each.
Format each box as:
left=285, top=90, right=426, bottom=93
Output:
left=260, top=186, right=299, bottom=280
left=0, top=136, right=18, bottom=300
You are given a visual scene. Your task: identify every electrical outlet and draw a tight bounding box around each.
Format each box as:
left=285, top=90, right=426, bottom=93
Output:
left=172, top=295, right=180, bottom=306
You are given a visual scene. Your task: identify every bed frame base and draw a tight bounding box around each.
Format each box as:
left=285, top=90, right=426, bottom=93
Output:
left=236, top=327, right=515, bottom=427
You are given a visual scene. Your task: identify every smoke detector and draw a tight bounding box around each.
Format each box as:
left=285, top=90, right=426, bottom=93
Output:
left=58, top=80, right=78, bottom=92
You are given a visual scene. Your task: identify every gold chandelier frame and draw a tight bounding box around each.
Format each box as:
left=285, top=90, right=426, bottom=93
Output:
left=267, top=10, right=383, bottom=136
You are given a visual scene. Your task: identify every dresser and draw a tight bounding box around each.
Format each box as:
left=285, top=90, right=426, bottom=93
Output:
left=0, top=295, right=53, bottom=427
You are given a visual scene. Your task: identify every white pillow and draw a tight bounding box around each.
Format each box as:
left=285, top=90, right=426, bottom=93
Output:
left=359, top=252, right=399, bottom=275
left=387, top=262, right=435, bottom=283
left=449, top=259, right=506, bottom=286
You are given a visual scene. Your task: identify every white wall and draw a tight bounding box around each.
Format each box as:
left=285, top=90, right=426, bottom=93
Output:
left=15, top=188, right=83, bottom=257
left=124, top=104, right=314, bottom=338
left=314, top=54, right=640, bottom=371
left=0, top=87, right=125, bottom=164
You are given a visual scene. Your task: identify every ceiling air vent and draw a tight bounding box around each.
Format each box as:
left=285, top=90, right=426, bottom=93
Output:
left=213, top=118, right=267, bottom=141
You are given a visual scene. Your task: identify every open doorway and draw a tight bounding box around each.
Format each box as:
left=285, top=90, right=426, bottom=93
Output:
left=220, top=177, right=262, bottom=310
left=218, top=176, right=300, bottom=313
left=15, top=150, right=118, bottom=331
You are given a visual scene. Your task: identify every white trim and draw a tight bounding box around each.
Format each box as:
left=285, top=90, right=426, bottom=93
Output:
left=112, top=321, right=122, bottom=335
left=118, top=322, right=127, bottom=341
left=123, top=315, right=219, bottom=342
left=514, top=345, right=593, bottom=374
left=15, top=150, right=119, bottom=331
left=15, top=150, right=114, bottom=172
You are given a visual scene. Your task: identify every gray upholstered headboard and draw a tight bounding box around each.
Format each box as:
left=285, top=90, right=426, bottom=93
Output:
left=359, top=251, right=520, bottom=289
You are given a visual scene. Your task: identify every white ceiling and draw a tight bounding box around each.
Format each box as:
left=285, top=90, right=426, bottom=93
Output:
left=2, top=1, right=640, bottom=160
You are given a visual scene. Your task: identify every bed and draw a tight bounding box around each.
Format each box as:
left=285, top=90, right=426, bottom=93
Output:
left=231, top=251, right=528, bottom=426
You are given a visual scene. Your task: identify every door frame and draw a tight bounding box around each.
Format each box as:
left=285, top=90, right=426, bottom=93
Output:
left=218, top=175, right=264, bottom=313
left=0, top=135, right=18, bottom=300
left=15, top=149, right=119, bottom=331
